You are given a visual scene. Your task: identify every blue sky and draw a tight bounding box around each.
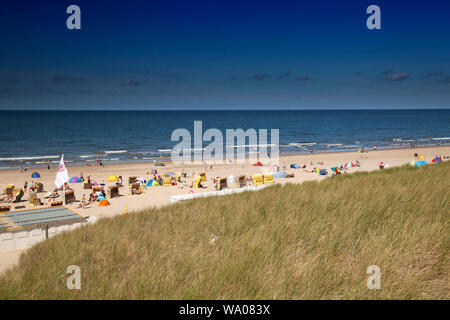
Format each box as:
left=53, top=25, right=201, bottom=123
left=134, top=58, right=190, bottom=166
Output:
left=1, top=0, right=450, bottom=109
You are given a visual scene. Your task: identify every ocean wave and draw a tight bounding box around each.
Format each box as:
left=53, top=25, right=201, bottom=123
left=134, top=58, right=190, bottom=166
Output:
left=288, top=142, right=316, bottom=147
left=337, top=144, right=361, bottom=148
left=324, top=143, right=343, bottom=147
left=104, top=150, right=128, bottom=154
left=79, top=154, right=98, bottom=158
left=0, top=155, right=59, bottom=161
left=226, top=144, right=277, bottom=148
left=432, top=137, right=450, bottom=140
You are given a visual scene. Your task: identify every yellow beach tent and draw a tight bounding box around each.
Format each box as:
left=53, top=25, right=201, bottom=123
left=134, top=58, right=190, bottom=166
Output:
left=107, top=175, right=119, bottom=182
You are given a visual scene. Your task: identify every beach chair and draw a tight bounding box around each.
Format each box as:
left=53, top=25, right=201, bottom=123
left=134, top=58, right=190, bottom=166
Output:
left=83, top=180, right=92, bottom=189
left=28, top=193, right=39, bottom=205
left=65, top=190, right=76, bottom=204
left=237, top=175, right=247, bottom=188
left=129, top=183, right=142, bottom=195
left=251, top=174, right=263, bottom=186
left=199, top=173, right=206, bottom=182
left=51, top=201, right=63, bottom=207
left=108, top=186, right=120, bottom=198
left=217, top=178, right=227, bottom=190
left=12, top=189, right=24, bottom=203
left=4, top=184, right=14, bottom=195
left=0, top=205, right=11, bottom=212
left=193, top=176, right=202, bottom=188
left=263, top=173, right=274, bottom=184
left=92, top=186, right=105, bottom=195
left=162, top=177, right=172, bottom=186
left=35, top=182, right=44, bottom=193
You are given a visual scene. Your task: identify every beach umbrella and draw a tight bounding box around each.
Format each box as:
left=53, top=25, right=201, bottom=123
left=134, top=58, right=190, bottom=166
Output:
left=253, top=162, right=263, bottom=166
left=146, top=179, right=160, bottom=187
left=290, top=163, right=299, bottom=169
left=409, top=160, right=415, bottom=166
left=107, top=175, right=119, bottom=182
left=415, top=160, right=427, bottom=167
left=431, top=157, right=441, bottom=163
left=69, top=176, right=82, bottom=183
left=31, top=172, right=40, bottom=178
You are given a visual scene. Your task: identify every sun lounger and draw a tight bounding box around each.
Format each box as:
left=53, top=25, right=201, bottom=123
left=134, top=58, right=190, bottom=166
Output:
left=108, top=186, right=120, bottom=198
left=65, top=190, right=76, bottom=204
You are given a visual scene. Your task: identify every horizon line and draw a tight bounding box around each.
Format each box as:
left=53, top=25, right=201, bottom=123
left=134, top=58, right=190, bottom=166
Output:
left=1, top=107, right=450, bottom=111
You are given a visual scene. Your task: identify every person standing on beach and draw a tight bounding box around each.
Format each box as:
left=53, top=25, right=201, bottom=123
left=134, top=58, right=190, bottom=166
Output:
left=24, top=181, right=28, bottom=192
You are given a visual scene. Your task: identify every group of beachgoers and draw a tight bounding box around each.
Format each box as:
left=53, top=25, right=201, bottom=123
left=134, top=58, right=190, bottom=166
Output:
left=85, top=159, right=104, bottom=167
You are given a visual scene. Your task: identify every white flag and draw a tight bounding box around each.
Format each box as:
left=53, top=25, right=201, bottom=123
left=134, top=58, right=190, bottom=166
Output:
left=55, top=154, right=69, bottom=189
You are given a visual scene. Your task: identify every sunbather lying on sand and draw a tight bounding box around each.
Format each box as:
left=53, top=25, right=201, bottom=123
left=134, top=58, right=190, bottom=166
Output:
left=76, top=195, right=88, bottom=209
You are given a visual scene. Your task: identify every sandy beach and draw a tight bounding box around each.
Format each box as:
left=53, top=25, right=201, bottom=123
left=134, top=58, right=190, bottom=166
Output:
left=1, top=145, right=449, bottom=273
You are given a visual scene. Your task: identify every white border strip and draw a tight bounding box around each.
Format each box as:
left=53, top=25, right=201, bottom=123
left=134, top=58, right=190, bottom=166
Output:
left=170, top=185, right=269, bottom=203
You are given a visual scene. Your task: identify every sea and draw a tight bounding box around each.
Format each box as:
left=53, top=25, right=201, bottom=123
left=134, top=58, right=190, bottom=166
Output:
left=0, top=109, right=449, bottom=169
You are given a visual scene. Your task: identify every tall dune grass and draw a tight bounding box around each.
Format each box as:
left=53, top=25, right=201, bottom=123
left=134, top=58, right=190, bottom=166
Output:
left=1, top=162, right=449, bottom=299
